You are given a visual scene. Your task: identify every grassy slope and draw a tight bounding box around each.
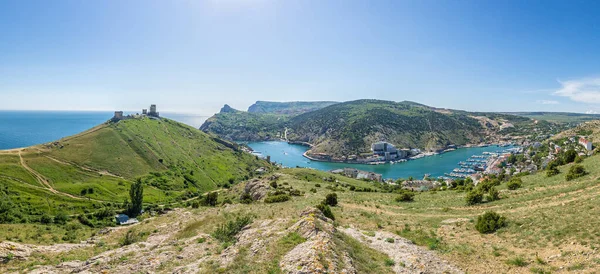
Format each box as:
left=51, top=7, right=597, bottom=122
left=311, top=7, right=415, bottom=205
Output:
left=0, top=117, right=267, bottom=230
left=3, top=153, right=600, bottom=272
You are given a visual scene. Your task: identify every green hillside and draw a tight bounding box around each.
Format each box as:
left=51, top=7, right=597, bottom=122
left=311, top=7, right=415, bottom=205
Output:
left=247, top=100, right=338, bottom=115
left=0, top=117, right=267, bottom=224
left=200, top=105, right=290, bottom=141
left=201, top=99, right=545, bottom=158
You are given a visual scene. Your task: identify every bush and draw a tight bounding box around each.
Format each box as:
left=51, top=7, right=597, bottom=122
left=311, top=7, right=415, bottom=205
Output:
left=191, top=200, right=200, bottom=208
left=507, top=178, right=522, bottom=190
left=40, top=214, right=53, bottom=224
left=264, top=194, right=290, bottom=203
left=324, top=193, right=338, bottom=206
left=546, top=166, right=560, bottom=177
left=54, top=211, right=69, bottom=225
left=203, top=192, right=218, bottom=206
left=240, top=193, right=253, bottom=204
left=270, top=181, right=278, bottom=188
left=212, top=215, right=253, bottom=243
left=487, top=187, right=500, bottom=201
left=121, top=229, right=145, bottom=246
left=563, top=149, right=578, bottom=164
left=394, top=191, right=415, bottom=202
left=465, top=190, right=483, bottom=205
left=316, top=203, right=335, bottom=220
left=566, top=164, right=587, bottom=181
left=475, top=211, right=506, bottom=233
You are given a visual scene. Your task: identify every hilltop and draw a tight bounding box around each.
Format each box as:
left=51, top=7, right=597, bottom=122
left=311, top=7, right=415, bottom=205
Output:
left=0, top=116, right=267, bottom=226
left=202, top=99, right=551, bottom=159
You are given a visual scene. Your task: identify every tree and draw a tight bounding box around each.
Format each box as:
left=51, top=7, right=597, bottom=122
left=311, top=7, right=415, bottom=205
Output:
left=324, top=193, right=338, bottom=206
left=128, top=179, right=144, bottom=217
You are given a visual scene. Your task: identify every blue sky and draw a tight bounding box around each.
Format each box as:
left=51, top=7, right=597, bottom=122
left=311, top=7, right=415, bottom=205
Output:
left=1, top=0, right=600, bottom=115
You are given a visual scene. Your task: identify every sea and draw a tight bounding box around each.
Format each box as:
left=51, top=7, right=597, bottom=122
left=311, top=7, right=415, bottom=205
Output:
left=246, top=141, right=514, bottom=180
left=0, top=111, right=208, bottom=150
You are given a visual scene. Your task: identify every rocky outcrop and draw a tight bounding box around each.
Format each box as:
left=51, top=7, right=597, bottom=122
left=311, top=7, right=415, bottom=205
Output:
left=279, top=208, right=356, bottom=274
left=242, top=175, right=280, bottom=201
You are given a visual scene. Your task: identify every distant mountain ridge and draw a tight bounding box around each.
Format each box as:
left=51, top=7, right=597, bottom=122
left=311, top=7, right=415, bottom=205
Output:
left=201, top=99, right=545, bottom=160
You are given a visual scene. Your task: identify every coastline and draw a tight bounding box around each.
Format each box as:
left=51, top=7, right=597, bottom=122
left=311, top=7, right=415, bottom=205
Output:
left=301, top=142, right=514, bottom=165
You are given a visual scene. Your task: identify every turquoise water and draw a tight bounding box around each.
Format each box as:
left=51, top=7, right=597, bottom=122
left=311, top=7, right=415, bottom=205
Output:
left=246, top=141, right=512, bottom=180
left=0, top=111, right=207, bottom=150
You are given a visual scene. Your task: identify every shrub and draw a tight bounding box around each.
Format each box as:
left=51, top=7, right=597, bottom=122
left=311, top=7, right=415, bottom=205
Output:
left=191, top=200, right=200, bottom=208
left=40, top=214, right=53, bottom=224
left=475, top=211, right=506, bottom=233
left=574, top=156, right=583, bottom=163
left=240, top=193, right=253, bottom=204
left=566, top=164, right=587, bottom=181
left=121, top=229, right=146, bottom=246
left=203, top=192, right=218, bottom=206
left=507, top=178, right=522, bottom=190
left=270, top=181, right=278, bottom=188
left=324, top=193, right=338, bottom=206
left=487, top=187, right=500, bottom=201
left=506, top=256, right=528, bottom=267
left=395, top=190, right=415, bottom=202
left=289, top=189, right=303, bottom=196
left=384, top=258, right=395, bottom=266
left=546, top=166, right=560, bottom=177
left=212, top=215, right=253, bottom=243
left=310, top=188, right=317, bottom=193
left=54, top=211, right=69, bottom=225
left=264, top=194, right=290, bottom=203
left=465, top=190, right=483, bottom=205
left=316, top=203, right=335, bottom=220
left=563, top=149, right=578, bottom=164
left=385, top=238, right=395, bottom=243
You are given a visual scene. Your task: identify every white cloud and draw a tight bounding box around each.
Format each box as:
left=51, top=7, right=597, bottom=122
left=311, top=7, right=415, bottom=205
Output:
left=585, top=110, right=598, bottom=114
left=536, top=100, right=559, bottom=105
left=554, top=77, right=600, bottom=103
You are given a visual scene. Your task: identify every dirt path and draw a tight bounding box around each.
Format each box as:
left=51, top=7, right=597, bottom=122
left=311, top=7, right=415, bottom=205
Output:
left=17, top=151, right=99, bottom=201
left=44, top=155, right=123, bottom=179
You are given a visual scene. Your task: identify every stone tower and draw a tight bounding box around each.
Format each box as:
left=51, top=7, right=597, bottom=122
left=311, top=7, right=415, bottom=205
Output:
left=113, top=111, right=124, bottom=120
left=148, top=104, right=159, bottom=117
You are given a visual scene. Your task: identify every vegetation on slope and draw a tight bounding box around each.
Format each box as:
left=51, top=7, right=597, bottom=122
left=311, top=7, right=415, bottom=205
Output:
left=202, top=99, right=547, bottom=158
left=247, top=100, right=338, bottom=115
left=4, top=150, right=600, bottom=273
left=0, top=117, right=267, bottom=231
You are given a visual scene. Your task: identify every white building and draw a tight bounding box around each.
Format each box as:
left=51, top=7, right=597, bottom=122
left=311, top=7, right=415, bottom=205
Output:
left=579, top=137, right=593, bottom=151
